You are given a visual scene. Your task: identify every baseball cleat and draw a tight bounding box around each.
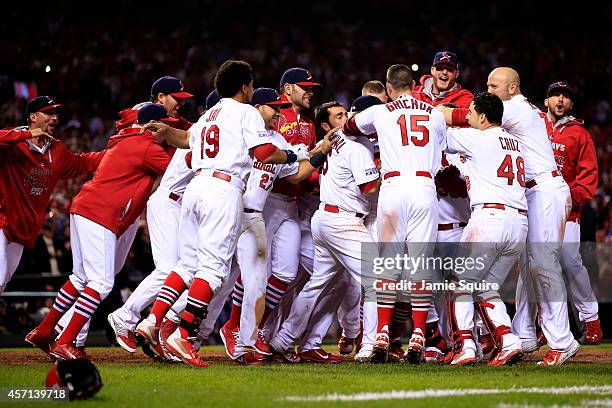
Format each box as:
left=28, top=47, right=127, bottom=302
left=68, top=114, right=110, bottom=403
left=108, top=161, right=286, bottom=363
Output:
left=49, top=342, right=82, bottom=361
left=220, top=323, right=240, bottom=360
left=298, top=349, right=343, bottom=364
left=255, top=329, right=272, bottom=356
left=480, top=332, right=496, bottom=355
left=387, top=340, right=404, bottom=363
left=135, top=318, right=165, bottom=361
left=159, top=319, right=182, bottom=363
left=450, top=348, right=477, bottom=366
left=235, top=351, right=266, bottom=366
left=354, top=344, right=374, bottom=362
left=337, top=336, right=355, bottom=355
left=488, top=348, right=523, bottom=366
left=164, top=329, right=209, bottom=367
left=520, top=339, right=539, bottom=354
left=74, top=345, right=94, bottom=361
left=537, top=340, right=580, bottom=366
left=370, top=333, right=390, bottom=364
left=405, top=329, right=425, bottom=365
left=25, top=328, right=54, bottom=358
left=536, top=329, right=547, bottom=349
left=582, top=319, right=602, bottom=345
left=107, top=313, right=136, bottom=353
left=424, top=347, right=445, bottom=363
left=269, top=339, right=301, bottom=363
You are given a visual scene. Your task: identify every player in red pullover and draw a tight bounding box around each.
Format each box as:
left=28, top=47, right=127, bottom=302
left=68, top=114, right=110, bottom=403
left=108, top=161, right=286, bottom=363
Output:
left=26, top=103, right=174, bottom=360
left=412, top=51, right=473, bottom=108
left=0, top=96, right=104, bottom=294
left=544, top=81, right=601, bottom=345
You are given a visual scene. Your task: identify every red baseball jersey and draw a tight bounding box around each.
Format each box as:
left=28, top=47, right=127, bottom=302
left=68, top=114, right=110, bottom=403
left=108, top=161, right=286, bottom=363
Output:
left=546, top=115, right=598, bottom=222
left=412, top=75, right=473, bottom=108
left=272, top=95, right=317, bottom=197
left=0, top=128, right=104, bottom=247
left=70, top=127, right=172, bottom=237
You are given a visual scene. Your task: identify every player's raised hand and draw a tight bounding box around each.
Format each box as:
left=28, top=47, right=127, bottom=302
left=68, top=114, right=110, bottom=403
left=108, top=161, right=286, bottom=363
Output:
left=314, top=126, right=341, bottom=155
left=141, top=120, right=170, bottom=141
left=30, top=128, right=56, bottom=145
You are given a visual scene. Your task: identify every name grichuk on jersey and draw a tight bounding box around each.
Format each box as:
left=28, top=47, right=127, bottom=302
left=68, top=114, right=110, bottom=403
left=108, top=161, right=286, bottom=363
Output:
left=349, top=94, right=447, bottom=179
left=319, top=131, right=379, bottom=215
left=188, top=98, right=271, bottom=181
left=242, top=131, right=299, bottom=211
left=445, top=126, right=527, bottom=211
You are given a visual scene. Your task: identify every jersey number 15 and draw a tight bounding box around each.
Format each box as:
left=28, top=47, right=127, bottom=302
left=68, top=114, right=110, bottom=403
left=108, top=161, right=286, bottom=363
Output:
left=397, top=115, right=429, bottom=146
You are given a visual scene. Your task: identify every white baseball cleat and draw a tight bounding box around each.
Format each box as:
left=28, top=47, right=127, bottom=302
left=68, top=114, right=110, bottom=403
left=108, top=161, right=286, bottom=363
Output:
left=450, top=347, right=477, bottom=366
left=404, top=329, right=425, bottom=365
left=107, top=313, right=136, bottom=353
left=537, top=340, right=580, bottom=366
left=488, top=348, right=523, bottom=366
left=354, top=344, right=374, bottom=363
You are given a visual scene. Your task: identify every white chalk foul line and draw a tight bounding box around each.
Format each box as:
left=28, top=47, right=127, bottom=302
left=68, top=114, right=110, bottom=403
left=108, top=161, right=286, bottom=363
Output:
left=283, top=385, right=612, bottom=402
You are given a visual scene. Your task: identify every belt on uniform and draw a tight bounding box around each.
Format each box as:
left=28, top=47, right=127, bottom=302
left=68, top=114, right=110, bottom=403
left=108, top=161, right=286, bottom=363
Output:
left=438, top=222, right=467, bottom=231
left=323, top=204, right=364, bottom=218
left=383, top=171, right=432, bottom=180
left=169, top=192, right=181, bottom=202
left=243, top=208, right=261, bottom=213
left=194, top=169, right=244, bottom=190
left=482, top=203, right=528, bottom=217
left=526, top=170, right=561, bottom=189
left=567, top=214, right=579, bottom=223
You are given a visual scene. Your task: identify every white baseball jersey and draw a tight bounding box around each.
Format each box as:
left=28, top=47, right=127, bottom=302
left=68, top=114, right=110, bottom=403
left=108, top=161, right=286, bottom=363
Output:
left=446, top=126, right=527, bottom=210
left=188, top=98, right=271, bottom=180
left=437, top=153, right=470, bottom=225
left=319, top=131, right=379, bottom=215
left=502, top=95, right=557, bottom=181
left=242, top=131, right=299, bottom=211
left=354, top=94, right=447, bottom=178
left=158, top=148, right=195, bottom=195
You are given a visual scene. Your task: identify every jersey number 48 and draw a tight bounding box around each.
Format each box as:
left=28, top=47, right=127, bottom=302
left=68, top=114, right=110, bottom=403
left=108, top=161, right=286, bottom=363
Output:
left=497, top=154, right=525, bottom=187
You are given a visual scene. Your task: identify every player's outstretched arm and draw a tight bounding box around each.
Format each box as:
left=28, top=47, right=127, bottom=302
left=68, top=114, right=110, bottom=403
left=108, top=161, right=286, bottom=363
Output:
left=141, top=121, right=190, bottom=148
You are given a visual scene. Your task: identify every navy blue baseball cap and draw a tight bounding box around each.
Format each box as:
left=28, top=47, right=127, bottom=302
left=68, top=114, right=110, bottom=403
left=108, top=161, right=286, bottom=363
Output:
left=432, top=51, right=459, bottom=69
left=151, top=76, right=194, bottom=99
left=547, top=81, right=575, bottom=98
left=350, top=95, right=383, bottom=112
left=279, top=68, right=321, bottom=89
left=252, top=88, right=292, bottom=107
left=205, top=90, right=221, bottom=109
left=26, top=96, right=63, bottom=115
left=137, top=103, right=179, bottom=125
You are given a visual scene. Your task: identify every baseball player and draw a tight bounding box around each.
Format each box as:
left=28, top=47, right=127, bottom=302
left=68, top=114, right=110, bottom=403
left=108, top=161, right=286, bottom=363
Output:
left=258, top=68, right=321, bottom=333
left=136, top=60, right=299, bottom=367
left=395, top=52, right=473, bottom=363
left=544, top=81, right=601, bottom=344
left=219, top=88, right=334, bottom=364
left=26, top=103, right=174, bottom=360
left=0, top=96, right=104, bottom=294
left=445, top=92, right=526, bottom=366
left=441, top=67, right=580, bottom=365
left=269, top=103, right=380, bottom=362
left=105, top=83, right=201, bottom=357
left=344, top=64, right=447, bottom=364
left=362, top=80, right=389, bottom=103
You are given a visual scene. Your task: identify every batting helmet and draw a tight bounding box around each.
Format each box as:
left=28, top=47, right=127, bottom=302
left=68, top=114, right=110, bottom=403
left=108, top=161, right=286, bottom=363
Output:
left=46, top=358, right=103, bottom=400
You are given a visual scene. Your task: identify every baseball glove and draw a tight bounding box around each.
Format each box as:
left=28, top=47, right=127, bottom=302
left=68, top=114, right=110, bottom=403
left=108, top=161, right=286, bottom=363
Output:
left=435, top=165, right=468, bottom=198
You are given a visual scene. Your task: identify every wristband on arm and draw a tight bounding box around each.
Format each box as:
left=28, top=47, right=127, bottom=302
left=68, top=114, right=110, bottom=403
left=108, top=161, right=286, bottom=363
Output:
left=309, top=152, right=327, bottom=168
left=284, top=149, right=297, bottom=164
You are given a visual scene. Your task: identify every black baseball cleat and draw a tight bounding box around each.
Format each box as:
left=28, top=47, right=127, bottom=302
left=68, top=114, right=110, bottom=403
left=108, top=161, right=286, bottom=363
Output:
left=369, top=346, right=389, bottom=364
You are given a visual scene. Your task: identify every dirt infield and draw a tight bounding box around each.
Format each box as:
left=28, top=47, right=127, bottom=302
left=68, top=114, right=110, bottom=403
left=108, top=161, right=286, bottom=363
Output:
left=1, top=346, right=611, bottom=366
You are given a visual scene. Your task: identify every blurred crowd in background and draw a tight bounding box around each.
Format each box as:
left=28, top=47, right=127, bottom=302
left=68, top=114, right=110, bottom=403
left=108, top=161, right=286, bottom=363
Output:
left=1, top=1, right=611, bottom=338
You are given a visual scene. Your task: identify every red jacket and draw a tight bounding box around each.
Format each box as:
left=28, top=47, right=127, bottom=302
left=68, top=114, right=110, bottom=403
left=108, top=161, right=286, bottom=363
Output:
left=412, top=75, right=473, bottom=108
left=0, top=128, right=104, bottom=247
left=546, top=115, right=598, bottom=222
left=272, top=95, right=317, bottom=197
left=70, top=127, right=171, bottom=236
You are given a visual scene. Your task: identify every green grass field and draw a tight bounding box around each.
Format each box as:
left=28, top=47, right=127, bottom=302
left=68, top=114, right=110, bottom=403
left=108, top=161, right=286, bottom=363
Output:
left=0, top=345, right=611, bottom=407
